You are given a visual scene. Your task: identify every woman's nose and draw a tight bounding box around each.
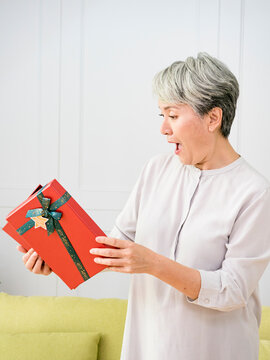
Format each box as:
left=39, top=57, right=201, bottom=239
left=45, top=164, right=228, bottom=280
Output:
left=160, top=119, right=172, bottom=135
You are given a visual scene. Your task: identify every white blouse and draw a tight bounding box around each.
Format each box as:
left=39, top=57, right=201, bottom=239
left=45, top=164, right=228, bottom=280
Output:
left=109, top=153, right=270, bottom=360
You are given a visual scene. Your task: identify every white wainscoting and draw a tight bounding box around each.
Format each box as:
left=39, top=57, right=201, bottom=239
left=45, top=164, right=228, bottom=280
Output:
left=0, top=0, right=270, bottom=304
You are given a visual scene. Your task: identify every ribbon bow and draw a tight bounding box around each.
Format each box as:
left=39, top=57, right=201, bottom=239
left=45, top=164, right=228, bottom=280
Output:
left=26, top=196, right=62, bottom=236
left=17, top=187, right=90, bottom=282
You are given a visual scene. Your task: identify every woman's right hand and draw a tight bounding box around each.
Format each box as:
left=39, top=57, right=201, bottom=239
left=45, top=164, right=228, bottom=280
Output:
left=17, top=245, right=52, bottom=276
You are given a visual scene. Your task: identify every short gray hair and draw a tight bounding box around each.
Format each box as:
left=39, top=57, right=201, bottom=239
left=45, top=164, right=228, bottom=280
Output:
left=152, top=52, right=239, bottom=138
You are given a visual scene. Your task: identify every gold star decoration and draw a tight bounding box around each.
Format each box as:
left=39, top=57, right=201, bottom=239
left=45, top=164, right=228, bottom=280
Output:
left=31, top=216, right=49, bottom=230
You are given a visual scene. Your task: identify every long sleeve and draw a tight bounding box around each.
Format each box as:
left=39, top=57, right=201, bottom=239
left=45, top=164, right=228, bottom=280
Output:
left=187, top=187, right=270, bottom=311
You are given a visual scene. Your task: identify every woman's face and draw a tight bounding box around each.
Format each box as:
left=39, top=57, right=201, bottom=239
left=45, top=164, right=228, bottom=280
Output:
left=158, top=100, right=212, bottom=166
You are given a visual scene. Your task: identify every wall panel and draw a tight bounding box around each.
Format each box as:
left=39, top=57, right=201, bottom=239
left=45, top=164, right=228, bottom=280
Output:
left=1, top=0, right=269, bottom=303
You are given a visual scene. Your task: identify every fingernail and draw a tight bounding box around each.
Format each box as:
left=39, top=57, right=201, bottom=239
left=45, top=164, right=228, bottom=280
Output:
left=96, top=237, right=101, bottom=242
left=33, top=252, right=38, bottom=256
left=94, top=258, right=99, bottom=263
left=90, top=249, right=95, bottom=254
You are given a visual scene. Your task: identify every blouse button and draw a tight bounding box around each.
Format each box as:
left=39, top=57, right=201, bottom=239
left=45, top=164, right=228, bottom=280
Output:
left=204, top=298, right=210, bottom=304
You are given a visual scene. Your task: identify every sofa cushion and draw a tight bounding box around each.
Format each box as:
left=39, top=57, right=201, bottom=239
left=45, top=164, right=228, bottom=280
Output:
left=0, top=331, right=101, bottom=360
left=259, top=339, right=270, bottom=360
left=260, top=306, right=270, bottom=340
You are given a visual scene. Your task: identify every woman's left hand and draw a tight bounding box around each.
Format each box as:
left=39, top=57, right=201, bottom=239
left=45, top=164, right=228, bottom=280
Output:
left=90, top=236, right=157, bottom=274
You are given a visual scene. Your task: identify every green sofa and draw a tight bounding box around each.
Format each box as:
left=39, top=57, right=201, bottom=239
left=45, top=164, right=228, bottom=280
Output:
left=260, top=305, right=270, bottom=360
left=0, top=292, right=269, bottom=360
left=0, top=292, right=127, bottom=360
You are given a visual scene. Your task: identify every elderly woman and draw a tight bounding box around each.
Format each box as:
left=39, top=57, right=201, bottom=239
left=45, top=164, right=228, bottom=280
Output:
left=19, top=53, right=270, bottom=360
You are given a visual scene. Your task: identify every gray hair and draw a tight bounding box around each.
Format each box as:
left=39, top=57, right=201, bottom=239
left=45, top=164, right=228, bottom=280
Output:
left=152, top=52, right=239, bottom=138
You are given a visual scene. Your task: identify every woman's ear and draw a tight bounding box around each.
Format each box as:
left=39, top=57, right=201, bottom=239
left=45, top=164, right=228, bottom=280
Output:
left=207, top=107, right=222, bottom=132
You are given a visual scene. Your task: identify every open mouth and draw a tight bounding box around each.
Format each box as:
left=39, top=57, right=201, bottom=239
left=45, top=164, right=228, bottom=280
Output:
left=168, top=141, right=182, bottom=153
left=175, top=142, right=182, bottom=154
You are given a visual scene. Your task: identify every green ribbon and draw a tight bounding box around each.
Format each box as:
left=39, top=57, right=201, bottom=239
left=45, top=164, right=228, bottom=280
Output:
left=17, top=187, right=90, bottom=282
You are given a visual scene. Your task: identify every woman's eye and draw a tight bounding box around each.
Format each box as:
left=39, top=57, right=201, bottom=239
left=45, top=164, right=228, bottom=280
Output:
left=158, top=113, right=176, bottom=120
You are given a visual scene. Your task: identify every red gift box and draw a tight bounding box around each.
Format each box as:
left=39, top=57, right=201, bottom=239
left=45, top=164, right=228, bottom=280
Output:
left=2, top=179, right=110, bottom=289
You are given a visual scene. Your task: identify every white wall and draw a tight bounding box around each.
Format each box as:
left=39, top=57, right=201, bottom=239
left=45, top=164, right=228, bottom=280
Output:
left=1, top=0, right=270, bottom=303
